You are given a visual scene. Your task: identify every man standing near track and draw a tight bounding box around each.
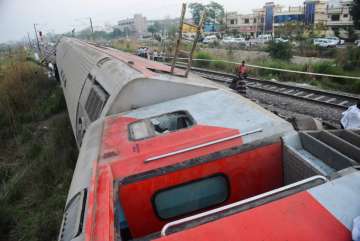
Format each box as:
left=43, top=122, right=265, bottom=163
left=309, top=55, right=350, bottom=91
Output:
left=340, top=101, right=360, bottom=129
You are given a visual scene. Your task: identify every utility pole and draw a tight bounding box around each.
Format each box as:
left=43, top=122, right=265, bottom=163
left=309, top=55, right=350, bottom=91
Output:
left=33, top=24, right=41, bottom=54
left=90, top=17, right=94, bottom=33
left=27, top=32, right=32, bottom=48
left=171, top=3, right=186, bottom=74
left=185, top=11, right=207, bottom=77
left=225, top=11, right=228, bottom=33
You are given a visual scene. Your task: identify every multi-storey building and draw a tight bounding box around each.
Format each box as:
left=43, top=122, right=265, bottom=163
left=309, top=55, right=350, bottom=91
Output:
left=326, top=0, right=353, bottom=28
left=115, top=14, right=147, bottom=37
left=225, top=0, right=354, bottom=36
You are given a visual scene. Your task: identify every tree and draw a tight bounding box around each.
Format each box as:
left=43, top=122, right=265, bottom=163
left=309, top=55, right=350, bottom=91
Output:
left=189, top=3, right=206, bottom=25
left=189, top=1, right=225, bottom=31
left=166, top=24, right=178, bottom=38
left=112, top=28, right=123, bottom=38
left=147, top=22, right=162, bottom=37
left=207, top=1, right=225, bottom=27
left=350, top=0, right=360, bottom=29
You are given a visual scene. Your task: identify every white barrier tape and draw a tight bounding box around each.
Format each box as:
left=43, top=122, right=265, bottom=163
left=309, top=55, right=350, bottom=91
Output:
left=160, top=56, right=360, bottom=80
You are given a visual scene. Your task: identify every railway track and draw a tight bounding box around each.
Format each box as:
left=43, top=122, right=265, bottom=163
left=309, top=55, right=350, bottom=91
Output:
left=185, top=66, right=360, bottom=110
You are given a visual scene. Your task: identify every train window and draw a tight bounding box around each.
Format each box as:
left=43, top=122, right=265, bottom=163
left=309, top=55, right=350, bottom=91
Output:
left=153, top=174, right=229, bottom=220
left=59, top=189, right=87, bottom=241
left=128, top=111, right=195, bottom=141
left=85, top=82, right=109, bottom=122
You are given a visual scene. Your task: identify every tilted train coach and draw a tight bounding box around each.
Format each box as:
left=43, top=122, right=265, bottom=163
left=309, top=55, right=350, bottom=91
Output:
left=56, top=37, right=360, bottom=241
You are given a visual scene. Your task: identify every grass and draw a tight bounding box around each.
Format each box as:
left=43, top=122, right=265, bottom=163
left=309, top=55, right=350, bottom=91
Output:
left=188, top=49, right=360, bottom=94
left=251, top=59, right=360, bottom=93
left=0, top=49, right=77, bottom=241
left=112, top=39, right=138, bottom=53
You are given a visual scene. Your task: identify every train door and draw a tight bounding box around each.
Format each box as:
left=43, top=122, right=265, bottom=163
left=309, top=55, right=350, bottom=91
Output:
left=76, top=73, right=109, bottom=145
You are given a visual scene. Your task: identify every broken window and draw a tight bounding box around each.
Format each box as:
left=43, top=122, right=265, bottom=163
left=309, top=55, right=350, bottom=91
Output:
left=128, top=111, right=195, bottom=141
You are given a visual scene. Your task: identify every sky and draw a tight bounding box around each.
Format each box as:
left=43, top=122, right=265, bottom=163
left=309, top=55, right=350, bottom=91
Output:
left=0, top=0, right=305, bottom=43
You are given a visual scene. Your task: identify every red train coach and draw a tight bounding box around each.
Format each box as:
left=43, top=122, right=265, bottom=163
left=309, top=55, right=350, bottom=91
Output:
left=56, top=38, right=360, bottom=241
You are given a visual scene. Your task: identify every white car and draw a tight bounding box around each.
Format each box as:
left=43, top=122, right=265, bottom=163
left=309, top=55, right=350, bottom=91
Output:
left=202, top=35, right=218, bottom=44
left=325, top=37, right=344, bottom=45
left=257, top=34, right=273, bottom=43
left=222, top=37, right=245, bottom=44
left=274, top=37, right=289, bottom=43
left=355, top=40, right=360, bottom=47
left=313, top=38, right=337, bottom=48
left=222, top=37, right=234, bottom=44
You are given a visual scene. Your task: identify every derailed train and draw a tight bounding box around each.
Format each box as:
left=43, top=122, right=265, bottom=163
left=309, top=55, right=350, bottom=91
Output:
left=56, top=37, right=360, bottom=241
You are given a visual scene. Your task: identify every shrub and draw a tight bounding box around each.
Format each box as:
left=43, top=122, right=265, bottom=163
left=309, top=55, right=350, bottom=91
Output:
left=193, top=51, right=213, bottom=68
left=211, top=60, right=227, bottom=71
left=266, top=41, right=293, bottom=60
left=336, top=46, right=360, bottom=71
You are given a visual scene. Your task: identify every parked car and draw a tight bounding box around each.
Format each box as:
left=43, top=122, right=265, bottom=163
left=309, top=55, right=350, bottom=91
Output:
left=202, top=35, right=218, bottom=44
left=257, top=34, right=273, bottom=43
left=313, top=38, right=337, bottom=48
left=222, top=37, right=234, bottom=44
left=325, top=36, right=345, bottom=45
left=274, top=37, right=289, bottom=43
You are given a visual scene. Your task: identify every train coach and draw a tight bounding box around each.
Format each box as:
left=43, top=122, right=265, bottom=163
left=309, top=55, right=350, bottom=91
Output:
left=56, top=38, right=360, bottom=241
left=56, top=37, right=220, bottom=146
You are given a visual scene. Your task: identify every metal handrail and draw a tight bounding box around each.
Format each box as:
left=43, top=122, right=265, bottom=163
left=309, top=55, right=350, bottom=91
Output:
left=160, top=175, right=328, bottom=236
left=144, top=128, right=263, bottom=163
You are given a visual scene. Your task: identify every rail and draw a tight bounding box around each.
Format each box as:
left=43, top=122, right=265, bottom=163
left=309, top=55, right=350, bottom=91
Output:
left=160, top=175, right=328, bottom=236
left=165, top=57, right=360, bottom=80
left=144, top=128, right=263, bottom=163
left=172, top=64, right=360, bottom=109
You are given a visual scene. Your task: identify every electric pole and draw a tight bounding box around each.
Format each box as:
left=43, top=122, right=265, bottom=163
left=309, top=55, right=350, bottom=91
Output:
left=33, top=24, right=41, bottom=54
left=89, top=17, right=94, bottom=40
left=90, top=17, right=94, bottom=33
left=27, top=32, right=32, bottom=48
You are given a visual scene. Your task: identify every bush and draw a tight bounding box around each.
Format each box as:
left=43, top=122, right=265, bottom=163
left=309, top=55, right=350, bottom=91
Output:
left=211, top=60, right=227, bottom=71
left=0, top=51, right=78, bottom=241
left=266, top=41, right=293, bottom=60
left=193, top=51, right=213, bottom=68
left=336, top=46, right=360, bottom=71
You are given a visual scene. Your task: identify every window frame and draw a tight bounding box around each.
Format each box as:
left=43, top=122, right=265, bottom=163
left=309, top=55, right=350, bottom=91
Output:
left=59, top=189, right=87, bottom=241
left=151, top=173, right=230, bottom=221
left=84, top=80, right=109, bottom=122
left=128, top=110, right=196, bottom=141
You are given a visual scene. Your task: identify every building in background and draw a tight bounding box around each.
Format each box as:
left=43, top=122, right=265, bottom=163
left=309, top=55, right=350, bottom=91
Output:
left=326, top=0, right=353, bottom=29
left=225, top=0, right=353, bottom=37
left=225, top=10, right=265, bottom=36
left=115, top=14, right=147, bottom=37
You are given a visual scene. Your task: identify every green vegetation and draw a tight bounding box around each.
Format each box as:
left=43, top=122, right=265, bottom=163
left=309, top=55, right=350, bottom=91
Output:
left=250, top=59, right=360, bottom=93
left=266, top=41, right=293, bottom=60
left=112, top=39, right=138, bottom=53
left=189, top=1, right=225, bottom=30
left=193, top=51, right=213, bottom=68
left=336, top=46, right=360, bottom=71
left=190, top=48, right=360, bottom=93
left=0, top=51, right=77, bottom=241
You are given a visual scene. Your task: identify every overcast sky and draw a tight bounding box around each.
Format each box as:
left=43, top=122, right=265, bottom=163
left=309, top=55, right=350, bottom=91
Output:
left=0, top=0, right=305, bottom=43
